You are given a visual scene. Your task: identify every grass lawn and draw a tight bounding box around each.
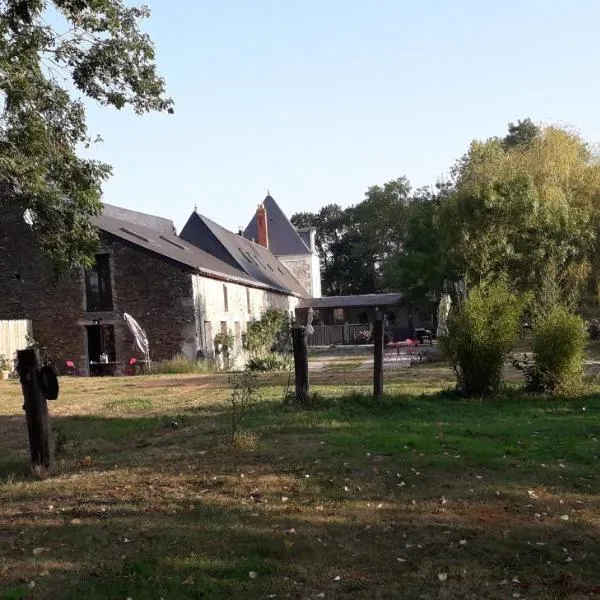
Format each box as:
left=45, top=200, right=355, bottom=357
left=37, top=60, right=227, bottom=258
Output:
left=0, top=363, right=599, bottom=599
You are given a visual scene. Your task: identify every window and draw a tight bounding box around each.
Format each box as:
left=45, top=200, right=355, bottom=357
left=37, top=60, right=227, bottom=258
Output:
left=204, top=321, right=213, bottom=351
left=333, top=308, right=344, bottom=323
left=246, top=288, right=251, bottom=314
left=223, top=284, right=229, bottom=312
left=234, top=321, right=241, bottom=351
left=85, top=254, right=113, bottom=311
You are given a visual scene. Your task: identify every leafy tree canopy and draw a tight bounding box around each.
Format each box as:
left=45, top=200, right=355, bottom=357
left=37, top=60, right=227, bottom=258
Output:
left=0, top=0, right=173, bottom=271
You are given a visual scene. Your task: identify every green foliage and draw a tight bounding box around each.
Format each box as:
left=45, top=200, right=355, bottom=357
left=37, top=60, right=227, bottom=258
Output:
left=227, top=370, right=260, bottom=445
left=151, top=354, right=215, bottom=375
left=291, top=177, right=412, bottom=295
left=298, top=119, right=600, bottom=310
left=214, top=333, right=234, bottom=356
left=448, top=124, right=598, bottom=304
left=243, top=309, right=289, bottom=357
left=441, top=282, right=524, bottom=396
left=383, top=185, right=451, bottom=306
left=0, top=0, right=173, bottom=271
left=245, top=352, right=292, bottom=372
left=526, top=306, right=587, bottom=393
left=502, top=118, right=541, bottom=149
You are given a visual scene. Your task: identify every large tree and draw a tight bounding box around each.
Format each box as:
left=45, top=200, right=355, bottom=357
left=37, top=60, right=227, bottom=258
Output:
left=448, top=124, right=600, bottom=304
left=292, top=177, right=412, bottom=295
left=0, top=0, right=173, bottom=271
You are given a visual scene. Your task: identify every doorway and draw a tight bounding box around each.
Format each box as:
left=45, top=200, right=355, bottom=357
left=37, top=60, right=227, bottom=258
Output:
left=86, top=324, right=116, bottom=376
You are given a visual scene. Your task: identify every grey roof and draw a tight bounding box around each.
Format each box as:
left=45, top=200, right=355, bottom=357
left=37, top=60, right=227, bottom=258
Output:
left=94, top=214, right=285, bottom=291
left=180, top=212, right=308, bottom=297
left=298, top=293, right=403, bottom=310
left=102, top=203, right=176, bottom=235
left=244, top=195, right=310, bottom=256
left=296, top=228, right=312, bottom=251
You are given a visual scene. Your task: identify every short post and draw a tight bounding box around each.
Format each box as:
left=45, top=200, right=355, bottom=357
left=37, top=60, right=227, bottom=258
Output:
left=373, top=312, right=384, bottom=399
left=17, top=348, right=54, bottom=471
left=292, top=326, right=310, bottom=405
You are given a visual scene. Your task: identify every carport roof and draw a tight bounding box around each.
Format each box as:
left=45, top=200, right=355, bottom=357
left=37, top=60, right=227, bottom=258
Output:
left=297, top=293, right=403, bottom=310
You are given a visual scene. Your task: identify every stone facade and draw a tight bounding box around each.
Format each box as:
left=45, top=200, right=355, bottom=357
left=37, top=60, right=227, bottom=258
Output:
left=278, top=256, right=313, bottom=298
left=192, top=274, right=298, bottom=368
left=0, top=200, right=300, bottom=374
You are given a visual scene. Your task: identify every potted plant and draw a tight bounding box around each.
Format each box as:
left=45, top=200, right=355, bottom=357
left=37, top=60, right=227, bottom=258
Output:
left=0, top=355, right=11, bottom=381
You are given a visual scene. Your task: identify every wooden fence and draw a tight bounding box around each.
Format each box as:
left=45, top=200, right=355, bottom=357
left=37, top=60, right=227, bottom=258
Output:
left=0, top=319, right=32, bottom=364
left=307, top=323, right=372, bottom=347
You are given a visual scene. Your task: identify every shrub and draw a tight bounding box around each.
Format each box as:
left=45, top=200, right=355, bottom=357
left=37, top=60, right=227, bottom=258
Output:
left=441, top=282, right=524, bottom=397
left=246, top=352, right=292, bottom=372
left=243, top=309, right=290, bottom=356
left=526, top=306, right=586, bottom=393
left=150, top=354, right=216, bottom=375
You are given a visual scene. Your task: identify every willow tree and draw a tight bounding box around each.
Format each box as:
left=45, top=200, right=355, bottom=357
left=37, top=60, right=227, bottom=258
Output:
left=0, top=0, right=173, bottom=271
left=445, top=124, right=600, bottom=305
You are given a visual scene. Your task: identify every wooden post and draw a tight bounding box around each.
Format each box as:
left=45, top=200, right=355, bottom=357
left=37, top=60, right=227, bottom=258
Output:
left=17, top=348, right=53, bottom=471
left=373, top=312, right=384, bottom=399
left=292, top=326, right=310, bottom=405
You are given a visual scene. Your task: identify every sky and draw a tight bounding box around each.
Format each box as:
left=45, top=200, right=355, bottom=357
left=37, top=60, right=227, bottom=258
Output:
left=82, top=0, right=600, bottom=233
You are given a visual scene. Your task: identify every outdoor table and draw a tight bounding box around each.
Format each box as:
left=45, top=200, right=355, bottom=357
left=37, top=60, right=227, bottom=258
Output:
left=89, top=361, right=119, bottom=376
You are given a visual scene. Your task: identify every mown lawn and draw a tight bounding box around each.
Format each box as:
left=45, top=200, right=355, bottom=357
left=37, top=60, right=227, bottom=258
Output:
left=0, top=363, right=599, bottom=599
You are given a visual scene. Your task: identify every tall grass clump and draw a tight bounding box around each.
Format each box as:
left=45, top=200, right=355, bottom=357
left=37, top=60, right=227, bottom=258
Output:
left=441, top=281, right=524, bottom=397
left=150, top=354, right=216, bottom=375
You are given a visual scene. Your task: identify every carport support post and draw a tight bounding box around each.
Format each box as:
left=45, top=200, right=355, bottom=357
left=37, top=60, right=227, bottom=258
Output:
left=292, top=326, right=310, bottom=405
left=373, top=311, right=384, bottom=400
left=17, top=348, right=53, bottom=471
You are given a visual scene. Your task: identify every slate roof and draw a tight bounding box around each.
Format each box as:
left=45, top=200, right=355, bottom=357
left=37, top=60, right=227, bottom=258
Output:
left=94, top=214, right=285, bottom=291
left=298, top=293, right=403, bottom=310
left=180, top=211, right=308, bottom=297
left=102, top=203, right=176, bottom=236
left=244, top=195, right=310, bottom=256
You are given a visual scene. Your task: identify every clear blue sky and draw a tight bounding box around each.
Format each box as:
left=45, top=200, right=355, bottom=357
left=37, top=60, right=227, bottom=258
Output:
left=83, top=0, right=600, bottom=233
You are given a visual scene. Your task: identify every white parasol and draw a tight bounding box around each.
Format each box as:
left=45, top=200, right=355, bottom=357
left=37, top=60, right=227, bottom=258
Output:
left=123, top=313, right=150, bottom=364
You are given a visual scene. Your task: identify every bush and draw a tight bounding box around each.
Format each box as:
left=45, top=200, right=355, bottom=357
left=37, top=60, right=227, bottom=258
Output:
left=243, top=309, right=290, bottom=356
left=526, top=306, right=586, bottom=393
left=441, top=282, right=524, bottom=397
left=150, top=354, right=216, bottom=375
left=246, top=352, right=292, bottom=372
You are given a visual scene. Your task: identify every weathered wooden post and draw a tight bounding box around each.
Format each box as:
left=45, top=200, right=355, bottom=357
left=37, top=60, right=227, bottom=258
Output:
left=292, top=326, right=310, bottom=405
left=373, top=311, right=384, bottom=399
left=17, top=348, right=54, bottom=471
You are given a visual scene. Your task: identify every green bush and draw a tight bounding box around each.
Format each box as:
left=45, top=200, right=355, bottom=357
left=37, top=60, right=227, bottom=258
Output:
left=150, top=354, right=216, bottom=375
left=441, top=282, right=524, bottom=397
left=526, top=306, right=586, bottom=393
left=246, top=352, right=292, bottom=372
left=243, top=309, right=290, bottom=356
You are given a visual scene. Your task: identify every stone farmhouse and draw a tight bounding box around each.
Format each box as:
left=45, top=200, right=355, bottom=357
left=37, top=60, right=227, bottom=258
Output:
left=0, top=193, right=319, bottom=374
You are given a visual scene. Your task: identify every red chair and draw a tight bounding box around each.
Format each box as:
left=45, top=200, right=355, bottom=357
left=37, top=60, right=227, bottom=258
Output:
left=65, top=360, right=78, bottom=375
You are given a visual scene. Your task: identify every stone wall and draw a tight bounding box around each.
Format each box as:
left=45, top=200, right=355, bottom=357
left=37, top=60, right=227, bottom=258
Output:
left=0, top=200, right=197, bottom=373
left=278, top=255, right=313, bottom=297
left=0, top=200, right=86, bottom=370
left=192, top=274, right=298, bottom=367
left=98, top=236, right=197, bottom=368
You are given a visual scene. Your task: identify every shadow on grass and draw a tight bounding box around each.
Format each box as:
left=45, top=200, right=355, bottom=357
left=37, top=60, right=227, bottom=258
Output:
left=2, top=466, right=600, bottom=600
left=1, top=385, right=600, bottom=599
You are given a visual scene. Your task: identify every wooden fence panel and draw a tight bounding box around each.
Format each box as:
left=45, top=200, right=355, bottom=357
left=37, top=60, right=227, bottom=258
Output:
left=0, top=320, right=32, bottom=364
left=307, top=323, right=372, bottom=347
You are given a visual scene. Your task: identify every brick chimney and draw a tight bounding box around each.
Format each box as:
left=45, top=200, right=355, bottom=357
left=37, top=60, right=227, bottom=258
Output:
left=256, top=203, right=269, bottom=248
